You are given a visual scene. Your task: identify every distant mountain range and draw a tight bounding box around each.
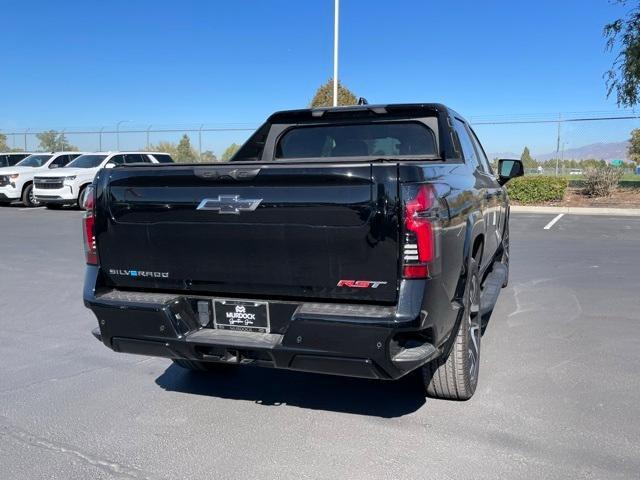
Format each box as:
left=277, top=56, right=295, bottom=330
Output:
left=489, top=141, right=630, bottom=162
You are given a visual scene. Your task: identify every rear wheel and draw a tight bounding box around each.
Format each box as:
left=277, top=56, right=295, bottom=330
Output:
left=172, top=358, right=235, bottom=372
left=422, top=257, right=481, bottom=401
left=22, top=184, right=40, bottom=208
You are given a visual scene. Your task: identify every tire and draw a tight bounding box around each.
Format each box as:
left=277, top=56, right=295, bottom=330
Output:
left=21, top=183, right=40, bottom=208
left=422, top=257, right=481, bottom=401
left=46, top=204, right=63, bottom=210
left=501, top=218, right=510, bottom=288
left=172, top=358, right=234, bottom=372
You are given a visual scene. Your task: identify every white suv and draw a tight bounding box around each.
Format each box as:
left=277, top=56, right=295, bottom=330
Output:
left=33, top=152, right=173, bottom=209
left=0, top=152, right=86, bottom=207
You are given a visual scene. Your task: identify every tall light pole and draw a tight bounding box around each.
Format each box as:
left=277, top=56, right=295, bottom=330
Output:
left=116, top=120, right=129, bottom=151
left=333, top=0, right=339, bottom=107
left=555, top=114, right=562, bottom=176
left=560, top=141, right=568, bottom=175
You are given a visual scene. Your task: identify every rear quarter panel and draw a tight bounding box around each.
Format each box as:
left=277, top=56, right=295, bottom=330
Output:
left=398, top=161, right=485, bottom=343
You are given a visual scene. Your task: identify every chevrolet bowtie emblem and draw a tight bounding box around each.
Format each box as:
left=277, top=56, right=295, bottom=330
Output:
left=196, top=195, right=263, bottom=214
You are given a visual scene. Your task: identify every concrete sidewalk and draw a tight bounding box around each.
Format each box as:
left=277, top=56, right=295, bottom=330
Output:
left=511, top=205, right=640, bottom=216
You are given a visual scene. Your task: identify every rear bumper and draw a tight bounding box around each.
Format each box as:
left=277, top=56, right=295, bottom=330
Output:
left=84, top=267, right=445, bottom=380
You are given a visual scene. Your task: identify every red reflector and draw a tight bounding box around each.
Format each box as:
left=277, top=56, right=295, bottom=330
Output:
left=403, top=265, right=429, bottom=278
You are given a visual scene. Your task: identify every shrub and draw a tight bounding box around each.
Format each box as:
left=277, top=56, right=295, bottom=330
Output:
left=582, top=166, right=624, bottom=197
left=506, top=176, right=568, bottom=204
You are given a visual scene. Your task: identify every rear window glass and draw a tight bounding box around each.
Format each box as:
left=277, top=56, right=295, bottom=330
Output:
left=67, top=154, right=108, bottom=168
left=150, top=154, right=174, bottom=163
left=0, top=154, right=28, bottom=167
left=125, top=154, right=146, bottom=163
left=276, top=122, right=437, bottom=159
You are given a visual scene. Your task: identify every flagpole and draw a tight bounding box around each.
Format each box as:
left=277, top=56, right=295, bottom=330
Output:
left=333, top=0, right=339, bottom=107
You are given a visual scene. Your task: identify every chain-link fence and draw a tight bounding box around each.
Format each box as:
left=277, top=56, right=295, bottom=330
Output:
left=470, top=112, right=640, bottom=177
left=0, top=123, right=259, bottom=161
left=2, top=112, right=640, bottom=172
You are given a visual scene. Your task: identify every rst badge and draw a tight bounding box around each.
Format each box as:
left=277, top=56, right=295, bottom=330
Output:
left=196, top=195, right=263, bottom=214
left=337, top=280, right=388, bottom=288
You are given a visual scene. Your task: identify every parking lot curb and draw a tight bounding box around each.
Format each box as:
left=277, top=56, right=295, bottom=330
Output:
left=511, top=205, right=640, bottom=216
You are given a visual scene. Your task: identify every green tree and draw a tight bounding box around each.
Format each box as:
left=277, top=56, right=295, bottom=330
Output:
left=604, top=1, right=640, bottom=106
left=36, top=130, right=77, bottom=151
left=149, top=141, right=178, bottom=158
left=581, top=158, right=602, bottom=170
left=175, top=134, right=197, bottom=163
left=150, top=136, right=198, bottom=163
left=221, top=143, right=240, bottom=161
left=628, top=128, right=640, bottom=163
left=310, top=78, right=358, bottom=107
left=520, top=146, right=538, bottom=170
left=200, top=150, right=217, bottom=162
left=0, top=133, right=8, bottom=151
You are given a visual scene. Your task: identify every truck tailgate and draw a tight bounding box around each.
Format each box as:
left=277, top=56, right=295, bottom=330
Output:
left=96, top=163, right=400, bottom=303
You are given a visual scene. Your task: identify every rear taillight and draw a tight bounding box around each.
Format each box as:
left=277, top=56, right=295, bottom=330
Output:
left=402, top=184, right=442, bottom=279
left=82, top=185, right=98, bottom=265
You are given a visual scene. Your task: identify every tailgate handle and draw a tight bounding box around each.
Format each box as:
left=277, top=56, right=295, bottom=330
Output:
left=194, top=167, right=261, bottom=181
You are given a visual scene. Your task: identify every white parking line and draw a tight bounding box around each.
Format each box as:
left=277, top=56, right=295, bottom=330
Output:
left=18, top=206, right=45, bottom=211
left=543, top=213, right=565, bottom=230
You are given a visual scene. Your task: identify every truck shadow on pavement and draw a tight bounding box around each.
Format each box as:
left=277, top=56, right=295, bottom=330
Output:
left=155, top=364, right=427, bottom=418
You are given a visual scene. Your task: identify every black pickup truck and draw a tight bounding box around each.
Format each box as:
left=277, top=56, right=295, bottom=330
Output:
left=84, top=103, right=523, bottom=400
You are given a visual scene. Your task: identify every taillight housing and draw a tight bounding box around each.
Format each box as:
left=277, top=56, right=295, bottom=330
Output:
left=401, top=184, right=442, bottom=279
left=82, top=185, right=98, bottom=265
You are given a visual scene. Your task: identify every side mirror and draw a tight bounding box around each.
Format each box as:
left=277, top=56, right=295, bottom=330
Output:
left=50, top=164, right=59, bottom=169
left=497, top=159, right=524, bottom=185
left=104, top=162, right=116, bottom=169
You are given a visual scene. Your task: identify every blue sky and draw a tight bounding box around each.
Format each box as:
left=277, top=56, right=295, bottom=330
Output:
left=0, top=0, right=633, bottom=155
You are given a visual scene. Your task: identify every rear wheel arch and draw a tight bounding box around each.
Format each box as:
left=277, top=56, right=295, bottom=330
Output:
left=460, top=213, right=485, bottom=284
left=472, top=235, right=484, bottom=264
left=447, top=215, right=484, bottom=331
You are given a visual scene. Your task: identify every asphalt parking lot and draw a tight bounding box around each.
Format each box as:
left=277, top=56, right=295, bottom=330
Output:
left=0, top=206, right=639, bottom=480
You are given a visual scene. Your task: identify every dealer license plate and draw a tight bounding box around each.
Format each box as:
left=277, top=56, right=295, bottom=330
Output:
left=213, top=300, right=270, bottom=333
